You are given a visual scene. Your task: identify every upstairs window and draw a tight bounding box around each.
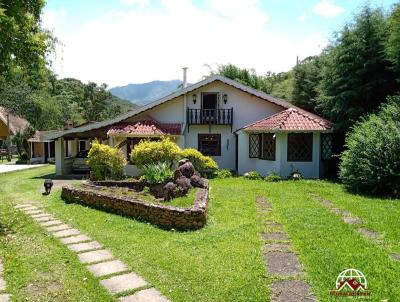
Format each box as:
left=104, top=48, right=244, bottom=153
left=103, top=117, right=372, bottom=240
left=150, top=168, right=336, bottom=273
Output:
left=287, top=133, right=313, bottom=162
left=249, top=133, right=276, bottom=160
left=198, top=134, right=221, bottom=156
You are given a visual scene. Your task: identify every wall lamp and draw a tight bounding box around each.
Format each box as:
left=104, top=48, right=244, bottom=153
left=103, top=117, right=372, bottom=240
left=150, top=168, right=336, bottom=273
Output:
left=223, top=93, right=228, bottom=104
left=192, top=94, right=197, bottom=104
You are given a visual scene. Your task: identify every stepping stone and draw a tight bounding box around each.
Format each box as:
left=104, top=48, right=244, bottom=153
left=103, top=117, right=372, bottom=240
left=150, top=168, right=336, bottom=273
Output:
left=120, top=288, right=170, bottom=302
left=68, top=241, right=102, bottom=253
left=25, top=210, right=44, bottom=215
left=358, top=228, right=379, bottom=240
left=40, top=220, right=64, bottom=227
left=33, top=216, right=54, bottom=222
left=271, top=280, right=315, bottom=302
left=78, top=250, right=113, bottom=264
left=322, top=200, right=333, bottom=207
left=343, top=216, right=361, bottom=225
left=47, top=224, right=70, bottom=232
left=20, top=206, right=38, bottom=211
left=15, top=204, right=32, bottom=209
left=0, top=294, right=10, bottom=302
left=0, top=279, right=5, bottom=291
left=31, top=213, right=51, bottom=218
left=265, top=243, right=292, bottom=252
left=256, top=197, right=268, bottom=203
left=53, top=229, right=81, bottom=238
left=0, top=261, right=3, bottom=274
left=331, top=208, right=344, bottom=215
left=261, top=232, right=288, bottom=241
left=100, top=272, right=147, bottom=294
left=391, top=254, right=400, bottom=261
left=87, top=260, right=128, bottom=277
left=265, top=252, right=303, bottom=275
left=265, top=221, right=282, bottom=228
left=60, top=234, right=92, bottom=245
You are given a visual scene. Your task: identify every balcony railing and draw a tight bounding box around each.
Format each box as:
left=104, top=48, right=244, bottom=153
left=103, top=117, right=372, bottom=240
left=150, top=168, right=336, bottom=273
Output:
left=187, top=108, right=233, bottom=132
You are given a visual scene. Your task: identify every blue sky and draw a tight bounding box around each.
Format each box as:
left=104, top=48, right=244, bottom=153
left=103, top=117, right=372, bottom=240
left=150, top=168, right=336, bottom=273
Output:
left=43, top=0, right=399, bottom=86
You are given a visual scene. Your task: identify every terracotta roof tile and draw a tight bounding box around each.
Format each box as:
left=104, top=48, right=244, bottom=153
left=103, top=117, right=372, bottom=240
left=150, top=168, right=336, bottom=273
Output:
left=107, top=120, right=181, bottom=136
left=243, top=108, right=332, bottom=132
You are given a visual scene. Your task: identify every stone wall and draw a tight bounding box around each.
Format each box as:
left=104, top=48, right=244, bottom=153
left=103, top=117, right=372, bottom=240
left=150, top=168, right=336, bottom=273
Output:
left=89, top=179, right=144, bottom=191
left=61, top=182, right=208, bottom=231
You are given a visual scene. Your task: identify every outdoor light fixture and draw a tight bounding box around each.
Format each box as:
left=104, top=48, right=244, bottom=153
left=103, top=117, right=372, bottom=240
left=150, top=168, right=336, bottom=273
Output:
left=43, top=179, right=53, bottom=195
left=223, top=94, right=228, bottom=104
left=192, top=94, right=197, bottom=104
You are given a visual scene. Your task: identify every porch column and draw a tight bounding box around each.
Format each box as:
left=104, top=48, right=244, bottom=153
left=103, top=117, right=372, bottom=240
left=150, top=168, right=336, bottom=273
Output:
left=55, top=137, right=65, bottom=175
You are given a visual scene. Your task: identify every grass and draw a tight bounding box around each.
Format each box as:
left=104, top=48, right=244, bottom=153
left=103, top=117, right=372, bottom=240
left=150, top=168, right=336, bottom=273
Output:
left=2, top=166, right=400, bottom=301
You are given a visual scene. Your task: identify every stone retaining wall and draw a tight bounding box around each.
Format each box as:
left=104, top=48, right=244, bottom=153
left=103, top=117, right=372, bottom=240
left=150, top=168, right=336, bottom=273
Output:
left=61, top=183, right=208, bottom=231
left=89, top=179, right=144, bottom=191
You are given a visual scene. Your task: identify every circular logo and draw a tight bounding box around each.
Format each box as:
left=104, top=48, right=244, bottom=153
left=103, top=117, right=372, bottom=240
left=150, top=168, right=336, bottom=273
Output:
left=335, top=269, right=368, bottom=290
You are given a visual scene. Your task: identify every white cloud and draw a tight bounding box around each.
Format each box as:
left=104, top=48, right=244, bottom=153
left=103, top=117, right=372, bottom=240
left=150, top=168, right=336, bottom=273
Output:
left=298, top=13, right=307, bottom=22
left=313, top=0, right=344, bottom=17
left=42, top=1, right=326, bottom=86
left=120, top=0, right=149, bottom=7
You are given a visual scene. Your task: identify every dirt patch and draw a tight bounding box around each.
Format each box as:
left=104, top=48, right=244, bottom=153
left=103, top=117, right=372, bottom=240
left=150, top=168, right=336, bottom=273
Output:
left=265, top=252, right=303, bottom=275
left=271, top=280, right=316, bottom=302
left=358, top=228, right=379, bottom=240
left=261, top=232, right=288, bottom=241
left=265, top=243, right=292, bottom=252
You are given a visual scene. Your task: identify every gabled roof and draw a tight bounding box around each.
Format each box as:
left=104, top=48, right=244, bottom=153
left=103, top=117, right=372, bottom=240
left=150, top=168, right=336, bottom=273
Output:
left=0, top=107, right=29, bottom=135
left=28, top=130, right=58, bottom=142
left=242, top=108, right=332, bottom=132
left=107, top=120, right=182, bottom=136
left=44, top=75, right=308, bottom=140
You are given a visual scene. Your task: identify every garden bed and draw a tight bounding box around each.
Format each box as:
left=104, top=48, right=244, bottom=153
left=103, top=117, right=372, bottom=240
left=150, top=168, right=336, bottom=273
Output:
left=61, top=181, right=208, bottom=230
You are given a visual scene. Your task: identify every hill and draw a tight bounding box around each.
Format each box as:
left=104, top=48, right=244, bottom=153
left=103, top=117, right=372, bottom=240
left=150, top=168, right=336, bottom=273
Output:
left=110, top=80, right=182, bottom=106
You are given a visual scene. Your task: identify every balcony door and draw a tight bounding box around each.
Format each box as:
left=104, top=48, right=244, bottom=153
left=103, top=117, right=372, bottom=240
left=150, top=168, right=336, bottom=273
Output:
left=201, top=93, right=218, bottom=123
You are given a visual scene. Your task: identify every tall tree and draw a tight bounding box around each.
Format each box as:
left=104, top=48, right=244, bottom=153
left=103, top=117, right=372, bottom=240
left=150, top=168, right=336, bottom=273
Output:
left=81, top=82, right=112, bottom=122
left=386, top=3, right=400, bottom=77
left=318, top=6, right=397, bottom=132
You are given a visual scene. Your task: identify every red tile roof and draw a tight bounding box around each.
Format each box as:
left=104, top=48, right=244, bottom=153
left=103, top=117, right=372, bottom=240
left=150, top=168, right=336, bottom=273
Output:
left=107, top=120, right=182, bottom=136
left=243, top=108, right=332, bottom=132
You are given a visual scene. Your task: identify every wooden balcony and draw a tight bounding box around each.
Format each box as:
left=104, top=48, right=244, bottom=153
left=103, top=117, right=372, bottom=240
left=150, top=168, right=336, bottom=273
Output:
left=187, top=108, right=233, bottom=131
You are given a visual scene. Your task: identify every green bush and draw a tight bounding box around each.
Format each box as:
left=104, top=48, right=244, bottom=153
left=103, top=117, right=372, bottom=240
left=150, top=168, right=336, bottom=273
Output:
left=87, top=140, right=126, bottom=180
left=340, top=97, right=400, bottom=196
left=213, top=169, right=232, bottom=179
left=180, top=148, right=218, bottom=173
left=141, top=162, right=174, bottom=185
left=130, top=137, right=181, bottom=168
left=265, top=172, right=282, bottom=182
left=244, top=171, right=262, bottom=180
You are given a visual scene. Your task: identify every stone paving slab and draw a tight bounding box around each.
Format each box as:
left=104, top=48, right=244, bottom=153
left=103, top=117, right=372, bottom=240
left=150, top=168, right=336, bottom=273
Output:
left=119, top=288, right=170, bottom=302
left=33, top=216, right=55, bottom=222
left=391, top=254, right=400, bottom=261
left=78, top=250, right=113, bottom=264
left=261, top=232, right=288, bottom=241
left=25, top=210, right=44, bottom=215
left=40, top=220, right=64, bottom=227
left=265, top=252, right=303, bottom=275
left=343, top=216, right=362, bottom=225
left=60, top=234, right=92, bottom=245
left=100, top=272, right=148, bottom=294
left=53, top=229, right=81, bottom=238
left=265, top=243, right=292, bottom=252
left=15, top=204, right=33, bottom=209
left=20, top=206, right=38, bottom=211
left=31, top=213, right=52, bottom=219
left=0, top=294, right=10, bottom=302
left=46, top=224, right=71, bottom=232
left=87, top=260, right=128, bottom=277
left=271, top=280, right=316, bottom=302
left=358, top=228, right=379, bottom=240
left=0, top=279, right=5, bottom=292
left=68, top=241, right=102, bottom=253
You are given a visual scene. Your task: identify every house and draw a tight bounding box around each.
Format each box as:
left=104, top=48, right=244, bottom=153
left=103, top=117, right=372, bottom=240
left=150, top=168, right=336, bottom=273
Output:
left=0, top=106, right=29, bottom=150
left=28, top=131, right=56, bottom=164
left=44, top=75, right=333, bottom=178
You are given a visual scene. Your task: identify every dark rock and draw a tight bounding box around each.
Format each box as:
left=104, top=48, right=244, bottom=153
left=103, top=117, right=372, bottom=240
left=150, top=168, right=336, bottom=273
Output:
left=163, top=182, right=177, bottom=201
left=150, top=183, right=165, bottom=198
left=174, top=169, right=183, bottom=181
left=175, top=176, right=192, bottom=193
left=190, top=175, right=207, bottom=188
left=177, top=162, right=195, bottom=178
left=178, top=158, right=189, bottom=166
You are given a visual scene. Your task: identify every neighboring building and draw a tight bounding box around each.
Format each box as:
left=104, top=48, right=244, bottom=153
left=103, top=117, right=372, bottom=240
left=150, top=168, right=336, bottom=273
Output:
left=0, top=106, right=29, bottom=148
left=28, top=131, right=57, bottom=164
left=44, top=75, right=333, bottom=178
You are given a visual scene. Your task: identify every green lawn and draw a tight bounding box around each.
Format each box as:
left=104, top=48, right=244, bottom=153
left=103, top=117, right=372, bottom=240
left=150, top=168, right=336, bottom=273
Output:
left=1, top=166, right=400, bottom=301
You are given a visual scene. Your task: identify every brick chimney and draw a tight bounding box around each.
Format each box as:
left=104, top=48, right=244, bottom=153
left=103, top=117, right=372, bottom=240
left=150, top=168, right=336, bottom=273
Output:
left=182, top=67, right=188, bottom=88
left=65, top=120, right=74, bottom=129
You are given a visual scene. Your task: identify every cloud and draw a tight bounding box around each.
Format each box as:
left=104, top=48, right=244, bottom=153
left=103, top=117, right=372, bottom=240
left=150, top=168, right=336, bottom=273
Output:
left=120, top=0, right=149, bottom=7
left=298, top=13, right=307, bottom=22
left=42, top=1, right=326, bottom=86
left=313, top=0, right=344, bottom=17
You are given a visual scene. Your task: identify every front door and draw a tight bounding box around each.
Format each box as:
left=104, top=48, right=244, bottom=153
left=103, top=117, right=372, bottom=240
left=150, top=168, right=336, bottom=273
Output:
left=202, top=93, right=218, bottom=123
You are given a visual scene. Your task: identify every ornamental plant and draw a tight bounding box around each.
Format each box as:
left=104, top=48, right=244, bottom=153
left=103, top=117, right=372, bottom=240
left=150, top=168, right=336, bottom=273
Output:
left=130, top=137, right=182, bottom=167
left=141, top=162, right=174, bottom=185
left=180, top=148, right=218, bottom=174
left=87, top=140, right=126, bottom=180
left=244, top=171, right=262, bottom=180
left=340, top=97, right=400, bottom=196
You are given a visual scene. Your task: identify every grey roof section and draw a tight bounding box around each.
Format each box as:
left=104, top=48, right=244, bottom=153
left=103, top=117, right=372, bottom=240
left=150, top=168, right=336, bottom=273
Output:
left=43, top=75, right=329, bottom=140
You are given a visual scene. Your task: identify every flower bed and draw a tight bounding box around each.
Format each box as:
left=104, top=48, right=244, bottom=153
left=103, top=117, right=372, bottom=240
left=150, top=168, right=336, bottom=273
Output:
left=61, top=181, right=209, bottom=231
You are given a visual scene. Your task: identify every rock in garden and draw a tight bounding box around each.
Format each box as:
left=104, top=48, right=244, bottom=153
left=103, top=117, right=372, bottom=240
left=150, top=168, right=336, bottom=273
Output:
left=190, top=175, right=207, bottom=188
left=177, top=162, right=195, bottom=178
left=175, top=176, right=192, bottom=192
left=178, top=158, right=189, bottom=166
left=163, top=182, right=177, bottom=201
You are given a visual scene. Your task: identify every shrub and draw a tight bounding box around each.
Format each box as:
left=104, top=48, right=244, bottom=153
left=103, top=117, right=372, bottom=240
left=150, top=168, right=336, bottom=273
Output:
left=141, top=162, right=174, bottom=185
left=180, top=148, right=218, bottom=173
left=244, top=171, right=262, bottom=180
left=213, top=169, right=232, bottom=179
left=130, top=137, right=181, bottom=168
left=265, top=172, right=282, bottom=182
left=87, top=140, right=126, bottom=180
left=340, top=97, right=400, bottom=196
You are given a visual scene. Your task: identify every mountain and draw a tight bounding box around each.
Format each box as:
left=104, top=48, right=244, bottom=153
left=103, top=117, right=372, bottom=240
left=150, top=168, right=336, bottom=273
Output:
left=110, top=80, right=182, bottom=106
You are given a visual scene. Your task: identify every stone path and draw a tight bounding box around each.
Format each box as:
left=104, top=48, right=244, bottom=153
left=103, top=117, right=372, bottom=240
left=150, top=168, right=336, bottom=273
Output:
left=256, top=197, right=316, bottom=302
left=0, top=259, right=10, bottom=302
left=15, top=203, right=170, bottom=302
left=308, top=193, right=400, bottom=262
